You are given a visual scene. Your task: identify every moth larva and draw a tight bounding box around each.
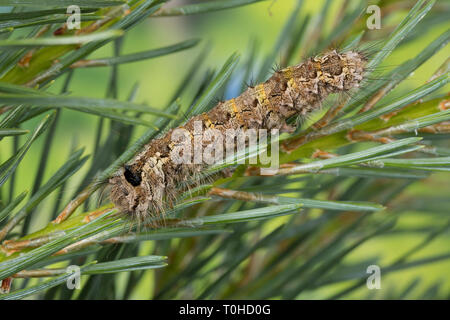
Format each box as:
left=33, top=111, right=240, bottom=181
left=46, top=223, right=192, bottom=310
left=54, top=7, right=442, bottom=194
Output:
left=109, top=50, right=367, bottom=221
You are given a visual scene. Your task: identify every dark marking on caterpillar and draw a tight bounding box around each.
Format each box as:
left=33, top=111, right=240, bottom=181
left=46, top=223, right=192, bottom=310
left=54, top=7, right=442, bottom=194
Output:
left=123, top=165, right=142, bottom=187
left=109, top=50, right=368, bottom=221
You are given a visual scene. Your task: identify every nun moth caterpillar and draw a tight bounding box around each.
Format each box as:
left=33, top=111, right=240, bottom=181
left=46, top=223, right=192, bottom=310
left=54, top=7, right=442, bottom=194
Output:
left=109, top=50, right=367, bottom=221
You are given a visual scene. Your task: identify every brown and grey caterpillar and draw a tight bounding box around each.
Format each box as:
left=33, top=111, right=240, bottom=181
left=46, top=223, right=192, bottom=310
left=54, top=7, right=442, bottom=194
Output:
left=109, top=50, right=367, bottom=221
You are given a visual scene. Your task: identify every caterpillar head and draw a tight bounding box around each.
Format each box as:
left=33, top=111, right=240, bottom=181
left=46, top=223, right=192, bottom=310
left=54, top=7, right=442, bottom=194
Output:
left=109, top=163, right=164, bottom=221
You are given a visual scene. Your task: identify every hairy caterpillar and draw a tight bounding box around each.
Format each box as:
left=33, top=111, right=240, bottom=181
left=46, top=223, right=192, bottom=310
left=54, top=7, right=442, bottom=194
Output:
left=109, top=50, right=367, bottom=221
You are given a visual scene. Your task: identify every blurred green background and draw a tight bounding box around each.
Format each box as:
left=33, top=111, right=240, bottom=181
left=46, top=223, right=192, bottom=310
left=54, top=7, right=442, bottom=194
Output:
left=1, top=0, right=449, bottom=299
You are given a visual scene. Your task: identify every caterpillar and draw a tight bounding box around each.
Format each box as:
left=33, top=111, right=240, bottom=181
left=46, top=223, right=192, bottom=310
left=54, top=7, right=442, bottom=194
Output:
left=109, top=50, right=367, bottom=221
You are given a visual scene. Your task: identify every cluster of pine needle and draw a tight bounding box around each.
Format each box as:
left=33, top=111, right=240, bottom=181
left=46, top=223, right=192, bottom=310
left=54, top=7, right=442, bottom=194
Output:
left=0, top=0, right=449, bottom=299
